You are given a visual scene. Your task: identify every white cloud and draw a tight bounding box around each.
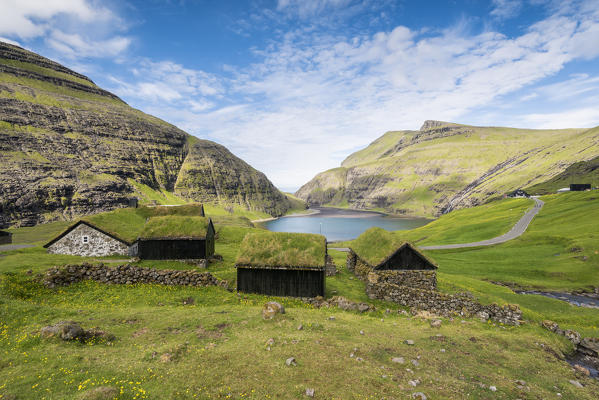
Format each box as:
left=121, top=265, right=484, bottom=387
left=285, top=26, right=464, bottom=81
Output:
left=0, top=0, right=130, bottom=58
left=490, top=0, right=523, bottom=20
left=519, top=107, right=599, bottom=128
left=111, top=1, right=599, bottom=189
left=276, top=0, right=353, bottom=17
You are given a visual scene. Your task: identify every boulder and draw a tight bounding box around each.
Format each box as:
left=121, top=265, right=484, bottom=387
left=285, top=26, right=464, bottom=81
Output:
left=263, top=302, right=285, bottom=319
left=41, top=321, right=85, bottom=341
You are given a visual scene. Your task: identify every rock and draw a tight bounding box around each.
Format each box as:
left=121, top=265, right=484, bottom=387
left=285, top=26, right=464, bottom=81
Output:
left=440, top=348, right=446, bottom=353
left=411, top=359, right=419, bottom=367
left=297, top=324, right=303, bottom=330
left=328, top=316, right=336, bottom=320
left=411, top=392, right=427, bottom=400
left=262, top=302, right=285, bottom=320
left=182, top=297, right=195, bottom=305
left=579, top=337, right=599, bottom=357
left=356, top=357, right=364, bottom=362
left=430, top=319, right=442, bottom=328
left=285, top=357, right=296, bottom=366
left=160, top=353, right=173, bottom=363
left=305, top=388, right=315, bottom=397
left=41, top=321, right=85, bottom=341
left=405, top=340, right=415, bottom=345
left=408, top=379, right=420, bottom=387
left=477, top=311, right=490, bottom=321
left=78, top=386, right=119, bottom=400
left=514, top=379, right=526, bottom=386
left=573, top=364, right=590, bottom=376
left=359, top=330, right=364, bottom=335
left=392, top=357, right=405, bottom=364
left=564, top=330, right=581, bottom=345
left=541, top=320, right=559, bottom=332
left=569, top=380, right=583, bottom=388
left=489, top=386, right=497, bottom=392
left=357, top=303, right=370, bottom=313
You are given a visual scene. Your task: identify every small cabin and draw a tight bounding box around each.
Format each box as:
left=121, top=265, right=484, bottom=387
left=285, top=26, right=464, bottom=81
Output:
left=507, top=189, right=529, bottom=198
left=235, top=232, right=326, bottom=298
left=0, top=230, right=12, bottom=245
left=44, top=221, right=131, bottom=257
left=347, top=227, right=437, bottom=290
left=131, top=216, right=215, bottom=260
left=570, top=183, right=591, bottom=191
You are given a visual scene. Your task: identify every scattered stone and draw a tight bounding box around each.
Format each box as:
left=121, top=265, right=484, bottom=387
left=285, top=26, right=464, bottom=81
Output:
left=489, top=386, right=497, bottom=392
left=357, top=303, right=370, bottom=313
left=41, top=321, right=114, bottom=343
left=408, top=379, right=420, bottom=387
left=349, top=352, right=355, bottom=358
left=262, top=302, right=285, bottom=320
left=515, top=380, right=526, bottom=386
left=266, top=338, right=275, bottom=346
left=182, top=297, right=195, bottom=305
left=160, top=353, right=173, bottom=363
left=78, top=386, right=119, bottom=400
left=359, top=330, right=364, bottom=335
left=356, top=357, right=364, bottom=362
left=440, top=349, right=446, bottom=353
left=569, top=380, right=583, bottom=388
left=411, top=359, right=419, bottom=367
left=477, top=311, right=490, bottom=321
left=392, top=357, right=405, bottom=364
left=411, top=392, right=427, bottom=400
left=297, top=324, right=303, bottom=330
left=573, top=364, right=590, bottom=376
left=430, top=319, right=442, bottom=328
left=305, top=388, right=315, bottom=397
left=285, top=357, right=296, bottom=366
left=564, top=330, right=581, bottom=345
left=328, top=316, right=336, bottom=320
left=405, top=340, right=415, bottom=345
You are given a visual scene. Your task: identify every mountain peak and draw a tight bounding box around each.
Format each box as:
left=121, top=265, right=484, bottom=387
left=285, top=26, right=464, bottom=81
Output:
left=420, top=120, right=455, bottom=131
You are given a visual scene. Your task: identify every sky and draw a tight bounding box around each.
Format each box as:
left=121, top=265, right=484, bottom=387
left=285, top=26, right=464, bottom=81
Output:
left=1, top=0, right=599, bottom=192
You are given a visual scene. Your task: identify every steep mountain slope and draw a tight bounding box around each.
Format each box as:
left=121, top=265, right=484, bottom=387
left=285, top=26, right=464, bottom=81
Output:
left=525, top=155, right=599, bottom=194
left=296, top=120, right=599, bottom=217
left=0, top=41, right=291, bottom=227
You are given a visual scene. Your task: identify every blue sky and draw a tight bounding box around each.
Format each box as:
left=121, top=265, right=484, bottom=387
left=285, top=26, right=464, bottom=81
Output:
left=2, top=0, right=599, bottom=191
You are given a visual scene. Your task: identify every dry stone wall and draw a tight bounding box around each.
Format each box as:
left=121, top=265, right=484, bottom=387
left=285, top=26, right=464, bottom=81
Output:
left=366, top=273, right=522, bottom=325
left=47, top=224, right=129, bottom=257
left=42, top=263, right=224, bottom=289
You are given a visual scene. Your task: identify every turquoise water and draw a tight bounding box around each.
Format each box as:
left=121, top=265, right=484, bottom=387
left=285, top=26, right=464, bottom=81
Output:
left=263, top=207, right=432, bottom=241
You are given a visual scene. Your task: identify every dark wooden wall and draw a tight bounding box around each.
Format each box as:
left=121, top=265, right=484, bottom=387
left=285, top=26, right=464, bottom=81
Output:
left=570, top=184, right=591, bottom=191
left=138, top=239, right=207, bottom=260
left=0, top=231, right=11, bottom=245
left=376, top=246, right=435, bottom=271
left=237, top=268, right=325, bottom=297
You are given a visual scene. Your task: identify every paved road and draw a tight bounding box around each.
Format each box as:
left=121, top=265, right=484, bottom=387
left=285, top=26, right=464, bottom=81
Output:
left=329, top=197, right=544, bottom=252
left=0, top=244, right=35, bottom=252
left=421, top=197, right=544, bottom=250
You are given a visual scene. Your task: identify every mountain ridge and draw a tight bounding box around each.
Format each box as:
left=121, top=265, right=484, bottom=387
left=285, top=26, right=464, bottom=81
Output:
left=0, top=41, right=292, bottom=228
left=296, top=120, right=599, bottom=217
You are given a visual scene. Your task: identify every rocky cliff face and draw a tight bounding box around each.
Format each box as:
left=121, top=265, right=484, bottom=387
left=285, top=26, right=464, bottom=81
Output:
left=0, top=41, right=290, bottom=227
left=296, top=121, right=599, bottom=217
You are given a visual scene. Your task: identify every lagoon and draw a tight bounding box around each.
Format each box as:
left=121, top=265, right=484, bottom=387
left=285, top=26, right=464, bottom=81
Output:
left=263, top=207, right=432, bottom=241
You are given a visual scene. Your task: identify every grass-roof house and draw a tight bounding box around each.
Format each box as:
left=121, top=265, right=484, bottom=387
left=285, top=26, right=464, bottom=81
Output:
left=0, top=230, right=12, bottom=245
left=348, top=227, right=437, bottom=291
left=236, top=231, right=327, bottom=297
left=131, top=216, right=215, bottom=260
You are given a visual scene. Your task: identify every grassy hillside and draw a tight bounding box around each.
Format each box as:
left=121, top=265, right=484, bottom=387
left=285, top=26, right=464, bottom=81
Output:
left=1, top=194, right=599, bottom=398
left=526, top=155, right=599, bottom=194
left=296, top=121, right=599, bottom=217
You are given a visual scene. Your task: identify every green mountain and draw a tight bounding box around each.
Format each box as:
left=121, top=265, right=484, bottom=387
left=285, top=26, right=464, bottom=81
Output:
left=0, top=41, right=292, bottom=228
left=296, top=120, right=599, bottom=217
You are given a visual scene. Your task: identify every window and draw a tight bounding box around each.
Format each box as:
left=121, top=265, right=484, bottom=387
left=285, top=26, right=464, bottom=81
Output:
left=82, top=236, right=89, bottom=244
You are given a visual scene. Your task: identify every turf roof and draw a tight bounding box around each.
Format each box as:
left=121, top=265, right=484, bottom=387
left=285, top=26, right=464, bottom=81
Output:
left=350, top=227, right=434, bottom=267
left=236, top=231, right=326, bottom=269
left=139, top=216, right=212, bottom=239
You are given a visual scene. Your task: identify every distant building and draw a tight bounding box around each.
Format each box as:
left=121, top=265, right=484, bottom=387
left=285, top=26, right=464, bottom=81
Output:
left=44, top=221, right=131, bottom=257
left=131, top=216, right=215, bottom=260
left=0, top=230, right=12, bottom=245
left=128, top=197, right=138, bottom=208
left=507, top=189, right=530, bottom=198
left=570, top=183, right=591, bottom=191
left=236, top=231, right=326, bottom=297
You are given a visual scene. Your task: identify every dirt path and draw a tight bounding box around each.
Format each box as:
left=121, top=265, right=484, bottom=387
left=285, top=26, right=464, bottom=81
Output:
left=0, top=244, right=35, bottom=252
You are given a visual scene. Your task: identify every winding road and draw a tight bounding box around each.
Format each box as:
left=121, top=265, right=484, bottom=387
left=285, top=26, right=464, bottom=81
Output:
left=330, top=197, right=544, bottom=252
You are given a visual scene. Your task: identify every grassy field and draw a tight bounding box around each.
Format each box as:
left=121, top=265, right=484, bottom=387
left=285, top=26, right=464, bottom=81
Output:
left=1, top=193, right=599, bottom=399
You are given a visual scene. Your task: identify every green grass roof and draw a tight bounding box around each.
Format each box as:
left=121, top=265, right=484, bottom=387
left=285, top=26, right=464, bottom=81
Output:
left=350, top=227, right=418, bottom=266
left=139, top=216, right=212, bottom=240
left=236, top=231, right=326, bottom=269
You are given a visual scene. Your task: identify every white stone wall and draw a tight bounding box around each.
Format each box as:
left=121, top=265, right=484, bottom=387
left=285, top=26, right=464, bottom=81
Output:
left=47, top=224, right=129, bottom=257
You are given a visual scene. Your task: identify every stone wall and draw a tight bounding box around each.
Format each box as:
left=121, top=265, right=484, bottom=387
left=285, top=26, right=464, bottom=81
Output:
left=366, top=273, right=522, bottom=325
left=42, top=263, right=224, bottom=289
left=368, top=270, right=437, bottom=291
left=47, top=224, right=129, bottom=257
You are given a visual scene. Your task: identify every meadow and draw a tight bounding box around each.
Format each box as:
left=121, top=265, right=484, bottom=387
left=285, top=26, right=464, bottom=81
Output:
left=1, top=193, right=599, bottom=399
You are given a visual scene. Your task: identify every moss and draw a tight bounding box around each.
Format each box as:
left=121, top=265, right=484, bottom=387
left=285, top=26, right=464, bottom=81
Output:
left=139, top=216, right=211, bottom=239
left=236, top=231, right=326, bottom=268
left=0, top=58, right=97, bottom=88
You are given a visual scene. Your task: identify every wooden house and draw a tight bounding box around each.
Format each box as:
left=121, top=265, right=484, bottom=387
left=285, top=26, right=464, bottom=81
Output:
left=131, top=216, right=215, bottom=260
left=235, top=231, right=326, bottom=297
left=43, top=220, right=131, bottom=257
left=0, top=230, right=12, bottom=245
left=570, top=183, right=591, bottom=191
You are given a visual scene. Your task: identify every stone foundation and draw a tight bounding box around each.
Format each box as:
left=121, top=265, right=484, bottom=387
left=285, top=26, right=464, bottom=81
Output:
left=42, top=263, right=224, bottom=288
left=366, top=275, right=522, bottom=325
left=369, top=269, right=436, bottom=291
